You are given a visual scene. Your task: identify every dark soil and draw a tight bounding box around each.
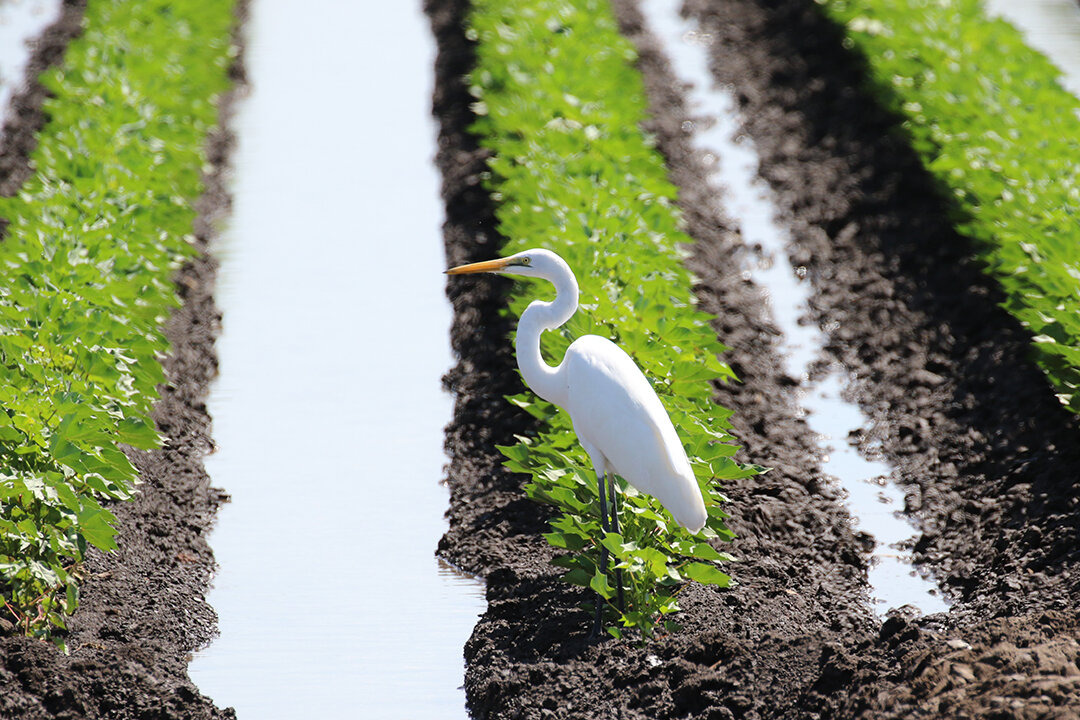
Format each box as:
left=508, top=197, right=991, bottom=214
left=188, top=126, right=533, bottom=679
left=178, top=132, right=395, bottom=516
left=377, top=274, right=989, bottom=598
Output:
left=428, top=0, right=1080, bottom=718
left=0, top=2, right=240, bottom=717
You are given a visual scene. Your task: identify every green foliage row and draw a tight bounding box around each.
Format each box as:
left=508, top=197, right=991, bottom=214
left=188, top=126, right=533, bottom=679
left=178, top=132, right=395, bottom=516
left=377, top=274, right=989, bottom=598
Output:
left=466, top=0, right=761, bottom=638
left=820, top=0, right=1080, bottom=412
left=0, top=0, right=236, bottom=644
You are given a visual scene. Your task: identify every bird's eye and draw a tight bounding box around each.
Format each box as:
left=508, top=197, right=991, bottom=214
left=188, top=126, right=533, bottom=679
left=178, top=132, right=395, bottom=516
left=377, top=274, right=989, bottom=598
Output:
left=521, top=257, right=531, bottom=265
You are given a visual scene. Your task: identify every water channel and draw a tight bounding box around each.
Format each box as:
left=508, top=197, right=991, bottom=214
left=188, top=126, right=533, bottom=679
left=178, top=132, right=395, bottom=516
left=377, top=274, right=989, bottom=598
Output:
left=640, top=0, right=950, bottom=615
left=185, top=1, right=485, bottom=718
left=187, top=0, right=1080, bottom=709
left=639, top=0, right=1080, bottom=616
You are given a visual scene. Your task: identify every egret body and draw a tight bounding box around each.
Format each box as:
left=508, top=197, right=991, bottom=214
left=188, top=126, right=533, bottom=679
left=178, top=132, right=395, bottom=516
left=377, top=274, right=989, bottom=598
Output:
left=447, top=249, right=707, bottom=527
left=446, top=249, right=709, bottom=629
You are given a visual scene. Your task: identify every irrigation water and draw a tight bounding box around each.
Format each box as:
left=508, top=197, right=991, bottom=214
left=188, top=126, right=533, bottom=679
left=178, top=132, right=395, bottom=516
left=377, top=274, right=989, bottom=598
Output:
left=186, top=2, right=485, bottom=718
left=0, top=0, right=61, bottom=139
left=639, top=0, right=950, bottom=616
left=985, top=0, right=1080, bottom=99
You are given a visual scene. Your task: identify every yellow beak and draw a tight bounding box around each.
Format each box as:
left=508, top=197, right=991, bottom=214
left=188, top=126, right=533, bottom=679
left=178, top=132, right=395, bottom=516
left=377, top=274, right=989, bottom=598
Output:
left=444, top=257, right=512, bottom=275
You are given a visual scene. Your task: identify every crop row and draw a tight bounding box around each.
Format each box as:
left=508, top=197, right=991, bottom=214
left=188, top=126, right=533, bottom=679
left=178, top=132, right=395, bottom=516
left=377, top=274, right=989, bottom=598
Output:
left=820, top=0, right=1080, bottom=414
left=466, top=0, right=760, bottom=637
left=0, top=0, right=235, bottom=643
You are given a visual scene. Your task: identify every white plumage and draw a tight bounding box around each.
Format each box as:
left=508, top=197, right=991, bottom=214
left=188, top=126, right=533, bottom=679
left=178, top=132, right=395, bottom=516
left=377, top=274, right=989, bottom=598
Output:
left=564, top=335, right=706, bottom=532
left=446, top=248, right=707, bottom=533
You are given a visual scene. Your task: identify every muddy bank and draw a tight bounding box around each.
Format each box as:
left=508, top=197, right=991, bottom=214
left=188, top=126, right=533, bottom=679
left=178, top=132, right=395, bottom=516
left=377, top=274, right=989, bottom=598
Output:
left=0, top=3, right=242, bottom=717
left=430, top=0, right=1080, bottom=717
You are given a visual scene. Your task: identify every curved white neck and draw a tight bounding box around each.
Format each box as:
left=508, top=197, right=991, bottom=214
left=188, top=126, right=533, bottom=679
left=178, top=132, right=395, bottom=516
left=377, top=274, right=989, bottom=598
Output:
left=515, top=262, right=578, bottom=408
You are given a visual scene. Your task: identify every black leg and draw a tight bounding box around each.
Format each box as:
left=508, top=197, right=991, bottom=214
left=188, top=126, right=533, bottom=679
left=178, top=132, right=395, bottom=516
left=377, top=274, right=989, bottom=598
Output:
left=593, top=470, right=610, bottom=638
left=608, top=474, right=625, bottom=613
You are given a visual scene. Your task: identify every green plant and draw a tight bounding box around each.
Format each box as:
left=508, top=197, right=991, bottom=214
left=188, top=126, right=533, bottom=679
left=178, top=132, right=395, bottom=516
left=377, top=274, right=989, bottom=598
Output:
left=0, top=0, right=236, bottom=645
left=467, top=0, right=762, bottom=638
left=820, top=0, right=1080, bottom=413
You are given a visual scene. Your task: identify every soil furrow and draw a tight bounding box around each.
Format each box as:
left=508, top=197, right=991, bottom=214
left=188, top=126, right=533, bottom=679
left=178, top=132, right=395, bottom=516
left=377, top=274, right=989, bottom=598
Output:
left=683, top=0, right=1080, bottom=615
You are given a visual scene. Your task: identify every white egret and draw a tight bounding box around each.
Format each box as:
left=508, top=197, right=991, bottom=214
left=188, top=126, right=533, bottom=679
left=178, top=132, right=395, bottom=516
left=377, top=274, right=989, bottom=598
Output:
left=446, top=248, right=708, bottom=631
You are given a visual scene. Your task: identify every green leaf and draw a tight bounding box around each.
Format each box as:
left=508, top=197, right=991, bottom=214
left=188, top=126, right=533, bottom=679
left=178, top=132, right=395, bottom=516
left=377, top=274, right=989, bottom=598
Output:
left=599, top=531, right=629, bottom=559
left=51, top=480, right=81, bottom=514
left=77, top=507, right=118, bottom=552
left=590, top=569, right=614, bottom=599
left=496, top=443, right=530, bottom=463
left=117, top=415, right=162, bottom=449
left=682, top=562, right=731, bottom=587
left=561, top=568, right=592, bottom=588
left=670, top=540, right=729, bottom=562
left=0, top=426, right=23, bottom=443
left=544, top=531, right=587, bottom=551
left=631, top=546, right=671, bottom=578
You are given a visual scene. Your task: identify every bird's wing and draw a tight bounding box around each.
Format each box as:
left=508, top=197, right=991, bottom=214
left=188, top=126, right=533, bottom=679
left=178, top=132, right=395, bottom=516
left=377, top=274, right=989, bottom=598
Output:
left=563, top=335, right=705, bottom=530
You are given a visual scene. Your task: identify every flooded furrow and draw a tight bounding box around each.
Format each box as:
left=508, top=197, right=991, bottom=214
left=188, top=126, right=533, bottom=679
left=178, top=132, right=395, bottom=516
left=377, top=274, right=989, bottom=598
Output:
left=639, top=0, right=949, bottom=615
left=186, top=1, right=484, bottom=717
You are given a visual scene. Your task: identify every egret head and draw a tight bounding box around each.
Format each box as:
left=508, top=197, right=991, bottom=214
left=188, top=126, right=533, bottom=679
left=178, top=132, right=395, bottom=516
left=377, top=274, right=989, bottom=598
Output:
left=445, top=248, right=567, bottom=280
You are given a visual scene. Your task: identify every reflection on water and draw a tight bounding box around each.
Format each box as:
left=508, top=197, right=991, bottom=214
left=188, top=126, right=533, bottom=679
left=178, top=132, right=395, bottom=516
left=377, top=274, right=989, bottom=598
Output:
left=439, top=558, right=487, bottom=595
left=0, top=0, right=61, bottom=135
left=639, top=0, right=949, bottom=616
left=186, top=1, right=486, bottom=718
